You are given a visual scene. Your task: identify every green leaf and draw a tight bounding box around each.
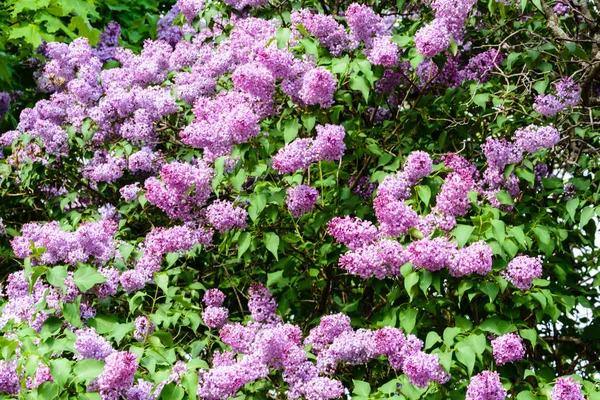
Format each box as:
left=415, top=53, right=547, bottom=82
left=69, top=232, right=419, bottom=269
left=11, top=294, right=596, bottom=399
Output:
left=284, top=119, right=300, bottom=143
left=63, top=298, right=82, bottom=328
left=580, top=206, right=595, bottom=228
left=506, top=52, right=521, bottom=70
left=275, top=27, right=291, bottom=49
left=455, top=342, right=476, bottom=375
left=565, top=199, right=579, bottom=222
left=479, top=282, right=499, bottom=303
left=443, top=327, right=462, bottom=346
left=452, top=225, right=474, bottom=247
left=36, top=382, right=59, bottom=400
left=159, top=384, right=185, bottom=400
left=533, top=78, right=549, bottom=95
left=352, top=380, right=371, bottom=397
left=73, top=266, right=106, bottom=293
left=491, top=220, right=506, bottom=244
left=520, top=328, right=537, bottom=348
left=49, top=358, right=73, bottom=388
left=517, top=391, right=542, bottom=400
left=46, top=265, right=68, bottom=293
left=9, top=24, right=44, bottom=47
left=237, top=232, right=251, bottom=259
left=425, top=331, right=441, bottom=349
left=349, top=74, right=370, bottom=102
left=73, top=359, right=105, bottom=383
left=533, top=226, right=553, bottom=256
left=496, top=190, right=514, bottom=206
left=399, top=308, right=418, bottom=334
left=267, top=270, right=289, bottom=288
left=416, top=185, right=431, bottom=206
left=473, top=93, right=489, bottom=108
left=264, top=232, right=280, bottom=260
left=230, top=169, right=246, bottom=190
left=465, top=333, right=487, bottom=354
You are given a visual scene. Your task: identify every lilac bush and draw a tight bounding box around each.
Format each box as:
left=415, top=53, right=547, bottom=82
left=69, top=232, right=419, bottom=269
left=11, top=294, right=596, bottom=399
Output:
left=0, top=0, right=599, bottom=398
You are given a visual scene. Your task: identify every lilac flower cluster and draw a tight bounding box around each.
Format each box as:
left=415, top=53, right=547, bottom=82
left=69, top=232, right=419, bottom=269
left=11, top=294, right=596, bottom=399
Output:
left=286, top=185, right=319, bottom=217
left=513, top=125, right=560, bottom=154
left=466, top=371, right=507, bottom=400
left=273, top=124, right=346, bottom=173
left=121, top=224, right=213, bottom=292
left=144, top=161, right=213, bottom=220
left=193, top=286, right=448, bottom=399
left=480, top=124, right=560, bottom=208
left=74, top=327, right=115, bottom=361
left=291, top=10, right=355, bottom=57
left=133, top=316, right=156, bottom=342
left=11, top=219, right=117, bottom=265
left=0, top=92, right=10, bottom=121
left=90, top=351, right=138, bottom=398
left=551, top=377, right=585, bottom=400
left=491, top=333, right=526, bottom=365
left=326, top=217, right=379, bottom=250
left=533, top=77, right=580, bottom=116
left=502, top=255, right=543, bottom=290
left=206, top=200, right=248, bottom=233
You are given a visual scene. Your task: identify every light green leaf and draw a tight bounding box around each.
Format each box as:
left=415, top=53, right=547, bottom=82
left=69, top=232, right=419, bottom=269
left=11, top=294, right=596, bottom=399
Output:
left=264, top=232, right=280, bottom=260
left=399, top=308, right=418, bottom=334
left=73, top=359, right=105, bottom=383
left=455, top=342, right=476, bottom=375
left=237, top=232, right=251, bottom=259
left=49, top=358, right=73, bottom=388
left=452, top=225, right=474, bottom=247
left=352, top=380, right=371, bottom=397
left=73, top=266, right=106, bottom=293
left=349, top=74, right=370, bottom=102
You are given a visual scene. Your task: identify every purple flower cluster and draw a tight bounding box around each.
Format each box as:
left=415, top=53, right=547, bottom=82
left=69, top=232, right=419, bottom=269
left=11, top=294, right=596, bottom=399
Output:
left=133, top=316, right=156, bottom=342
left=11, top=219, right=117, bottom=265
left=339, top=239, right=409, bottom=279
left=202, top=289, right=229, bottom=329
left=551, top=377, right=585, bottom=400
left=513, top=125, right=560, bottom=154
left=206, top=200, right=248, bottom=233
left=0, top=360, right=19, bottom=394
left=0, top=92, right=10, bottom=121
left=327, top=217, right=378, bottom=250
left=248, top=283, right=280, bottom=324
left=144, top=161, right=213, bottom=220
left=449, top=241, right=493, bottom=276
left=415, top=20, right=451, bottom=57
left=491, top=333, right=526, bottom=365
left=408, top=237, right=456, bottom=272
left=466, top=371, right=507, bottom=400
left=273, top=124, right=346, bottom=173
left=533, top=77, right=580, bottom=117
left=291, top=10, right=354, bottom=57
left=91, top=351, right=138, bottom=397
left=286, top=185, right=319, bottom=218
left=374, top=196, right=419, bottom=237
left=298, top=67, right=337, bottom=108
left=74, top=327, right=115, bottom=361
left=502, top=255, right=543, bottom=290
left=202, top=306, right=229, bottom=329
left=120, top=224, right=213, bottom=292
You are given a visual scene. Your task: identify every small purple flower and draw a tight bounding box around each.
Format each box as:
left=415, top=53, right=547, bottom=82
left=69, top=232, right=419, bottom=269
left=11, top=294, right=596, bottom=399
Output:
left=491, top=333, right=526, bottom=366
left=466, top=371, right=507, bottom=400
left=202, top=306, right=229, bottom=329
left=286, top=185, right=319, bottom=218
left=551, top=377, right=585, bottom=400
left=203, top=289, right=226, bottom=307
left=133, top=316, right=156, bottom=342
left=502, top=256, right=543, bottom=290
